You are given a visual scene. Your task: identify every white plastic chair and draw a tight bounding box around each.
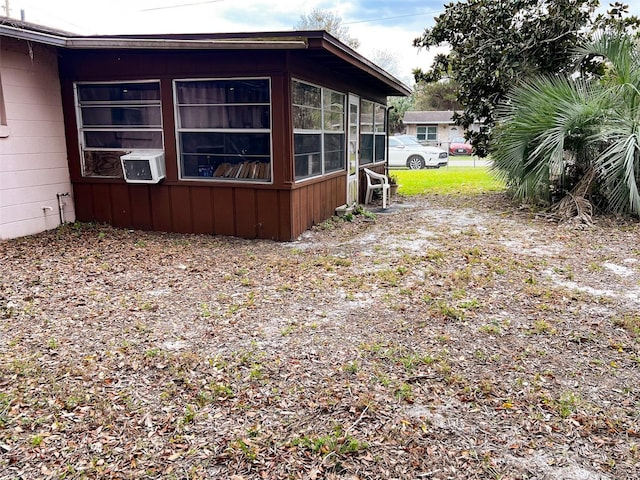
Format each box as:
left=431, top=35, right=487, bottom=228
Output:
left=363, top=168, right=390, bottom=209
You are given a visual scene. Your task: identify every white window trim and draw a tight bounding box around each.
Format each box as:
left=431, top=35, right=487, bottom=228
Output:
left=359, top=100, right=387, bottom=167
left=74, top=79, right=164, bottom=178
left=417, top=125, right=438, bottom=142
left=173, top=76, right=273, bottom=183
left=292, top=78, right=346, bottom=183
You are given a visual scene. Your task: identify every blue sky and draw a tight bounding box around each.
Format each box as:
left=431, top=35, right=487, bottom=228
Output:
left=3, top=0, right=449, bottom=84
left=4, top=1, right=640, bottom=85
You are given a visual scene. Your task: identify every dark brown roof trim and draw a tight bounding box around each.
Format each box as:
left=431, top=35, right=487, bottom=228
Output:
left=0, top=20, right=410, bottom=97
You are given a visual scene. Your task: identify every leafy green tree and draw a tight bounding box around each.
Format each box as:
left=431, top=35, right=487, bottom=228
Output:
left=413, top=80, right=461, bottom=111
left=413, top=0, right=598, bottom=156
left=388, top=96, right=414, bottom=133
left=491, top=32, right=640, bottom=217
left=592, top=1, right=640, bottom=34
left=294, top=8, right=360, bottom=49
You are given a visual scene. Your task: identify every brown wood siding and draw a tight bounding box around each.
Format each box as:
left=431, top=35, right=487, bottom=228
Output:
left=149, top=188, right=172, bottom=233
left=289, top=173, right=346, bottom=238
left=170, top=186, right=192, bottom=233
left=212, top=188, right=235, bottom=237
left=73, top=175, right=350, bottom=242
left=130, top=186, right=153, bottom=231
left=92, top=184, right=113, bottom=224
left=110, top=184, right=133, bottom=228
left=234, top=188, right=258, bottom=239
left=190, top=188, right=214, bottom=234
left=72, top=183, right=299, bottom=240
left=278, top=190, right=293, bottom=241
left=73, top=184, right=94, bottom=222
left=256, top=189, right=281, bottom=240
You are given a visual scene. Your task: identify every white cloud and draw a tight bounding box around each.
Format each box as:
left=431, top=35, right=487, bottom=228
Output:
left=6, top=0, right=448, bottom=86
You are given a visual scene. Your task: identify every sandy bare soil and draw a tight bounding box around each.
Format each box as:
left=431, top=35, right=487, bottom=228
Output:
left=1, top=193, right=639, bottom=479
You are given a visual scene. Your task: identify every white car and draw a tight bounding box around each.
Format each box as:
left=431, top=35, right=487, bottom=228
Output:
left=388, top=135, right=449, bottom=169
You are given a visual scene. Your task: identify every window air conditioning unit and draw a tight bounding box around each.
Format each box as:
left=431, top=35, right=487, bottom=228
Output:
left=121, top=151, right=166, bottom=184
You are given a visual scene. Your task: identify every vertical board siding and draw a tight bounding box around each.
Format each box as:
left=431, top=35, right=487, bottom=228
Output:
left=170, top=186, right=193, bottom=233
left=316, top=183, right=323, bottom=223
left=110, top=184, right=133, bottom=228
left=288, top=174, right=346, bottom=239
left=190, top=188, right=214, bottom=234
left=234, top=188, right=258, bottom=239
left=278, top=190, right=293, bottom=241
left=70, top=173, right=347, bottom=240
left=212, top=188, right=235, bottom=237
left=73, top=184, right=94, bottom=222
left=129, top=186, right=153, bottom=231
left=256, top=190, right=281, bottom=240
left=92, top=184, right=113, bottom=224
left=149, top=187, right=172, bottom=233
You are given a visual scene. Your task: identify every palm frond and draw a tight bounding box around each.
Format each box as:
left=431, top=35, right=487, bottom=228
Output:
left=492, top=31, right=640, bottom=216
left=594, top=133, right=640, bottom=214
left=491, top=75, right=602, bottom=203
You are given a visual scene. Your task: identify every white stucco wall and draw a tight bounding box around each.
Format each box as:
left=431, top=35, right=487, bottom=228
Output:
left=0, top=36, right=75, bottom=240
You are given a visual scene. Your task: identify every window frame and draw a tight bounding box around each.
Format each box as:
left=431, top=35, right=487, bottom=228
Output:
left=173, top=77, right=273, bottom=183
left=358, top=100, right=387, bottom=166
left=74, top=80, right=164, bottom=178
left=292, top=78, right=346, bottom=182
left=417, top=125, right=437, bottom=142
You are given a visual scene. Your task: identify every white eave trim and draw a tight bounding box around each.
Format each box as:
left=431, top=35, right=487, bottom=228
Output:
left=0, top=24, right=308, bottom=50
left=0, top=24, right=67, bottom=46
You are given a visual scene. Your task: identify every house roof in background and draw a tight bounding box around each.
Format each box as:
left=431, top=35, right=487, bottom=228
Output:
left=0, top=17, right=411, bottom=97
left=403, top=110, right=460, bottom=124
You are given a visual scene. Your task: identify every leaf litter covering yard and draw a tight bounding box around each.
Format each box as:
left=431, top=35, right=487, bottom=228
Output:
left=1, top=193, right=639, bottom=480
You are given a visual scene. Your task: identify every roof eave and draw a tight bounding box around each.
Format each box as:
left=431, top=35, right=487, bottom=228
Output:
left=64, top=37, right=309, bottom=50
left=311, top=32, right=412, bottom=97
left=0, top=23, right=67, bottom=46
left=1, top=21, right=410, bottom=97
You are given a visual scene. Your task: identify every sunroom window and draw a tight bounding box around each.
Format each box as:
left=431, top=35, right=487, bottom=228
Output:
left=359, top=100, right=386, bottom=165
left=174, top=78, right=272, bottom=181
left=293, top=80, right=345, bottom=181
left=75, top=81, right=163, bottom=178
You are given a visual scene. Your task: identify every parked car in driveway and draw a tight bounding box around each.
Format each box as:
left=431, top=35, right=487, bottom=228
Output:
left=388, top=135, right=448, bottom=169
left=449, top=137, right=473, bottom=155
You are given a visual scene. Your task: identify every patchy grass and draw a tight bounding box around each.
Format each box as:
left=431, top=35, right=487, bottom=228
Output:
left=1, top=194, right=639, bottom=479
left=393, top=167, right=505, bottom=196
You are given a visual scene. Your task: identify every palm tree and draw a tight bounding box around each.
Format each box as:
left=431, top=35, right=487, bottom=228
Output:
left=491, top=32, right=640, bottom=218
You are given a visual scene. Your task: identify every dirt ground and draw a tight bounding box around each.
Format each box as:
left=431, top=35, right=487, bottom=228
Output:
left=1, top=193, right=639, bottom=479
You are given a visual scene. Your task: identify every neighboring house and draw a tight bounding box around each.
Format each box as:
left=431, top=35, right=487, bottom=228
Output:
left=402, top=110, right=479, bottom=147
left=0, top=18, right=410, bottom=241
left=0, top=21, right=76, bottom=240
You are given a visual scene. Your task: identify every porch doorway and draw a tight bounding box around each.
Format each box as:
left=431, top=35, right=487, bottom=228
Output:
left=347, top=94, right=360, bottom=206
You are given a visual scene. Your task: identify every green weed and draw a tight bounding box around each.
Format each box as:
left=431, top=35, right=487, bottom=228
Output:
left=613, top=315, right=640, bottom=338
left=291, top=431, right=368, bottom=455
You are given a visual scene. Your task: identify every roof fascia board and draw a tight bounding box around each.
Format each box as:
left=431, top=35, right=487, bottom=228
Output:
left=404, top=120, right=456, bottom=124
left=311, top=33, right=412, bottom=96
left=0, top=23, right=67, bottom=46
left=0, top=24, right=308, bottom=50
left=64, top=37, right=308, bottom=50
left=1, top=21, right=410, bottom=97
